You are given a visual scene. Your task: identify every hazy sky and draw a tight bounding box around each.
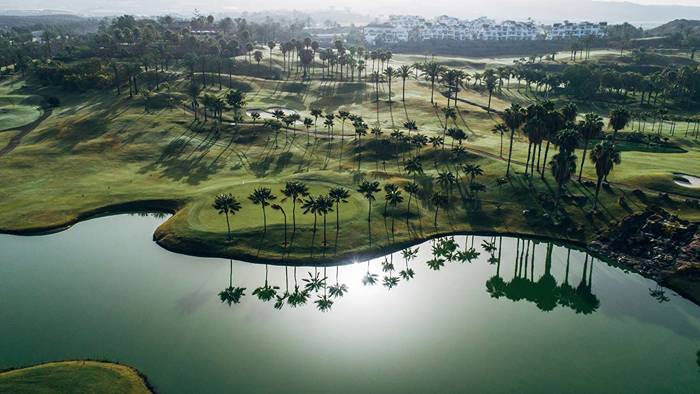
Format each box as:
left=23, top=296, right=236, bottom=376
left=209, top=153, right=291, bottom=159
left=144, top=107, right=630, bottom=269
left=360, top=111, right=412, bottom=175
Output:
left=1, top=0, right=700, bottom=20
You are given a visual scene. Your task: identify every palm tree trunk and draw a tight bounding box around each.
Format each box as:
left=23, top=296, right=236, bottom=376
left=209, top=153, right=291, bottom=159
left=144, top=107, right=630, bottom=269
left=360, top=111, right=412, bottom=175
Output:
left=499, top=132, right=503, bottom=157
left=406, top=195, right=412, bottom=225
left=525, top=142, right=533, bottom=176
left=262, top=206, right=267, bottom=232
left=593, top=176, right=603, bottom=210
left=336, top=202, right=340, bottom=231
left=225, top=213, right=232, bottom=240
left=434, top=207, right=439, bottom=227
left=506, top=129, right=516, bottom=176
left=541, top=140, right=551, bottom=178
left=578, top=140, right=589, bottom=182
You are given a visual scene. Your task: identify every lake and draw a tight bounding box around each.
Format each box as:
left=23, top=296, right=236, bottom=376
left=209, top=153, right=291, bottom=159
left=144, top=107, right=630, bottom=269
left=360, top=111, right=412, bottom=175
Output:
left=1, top=213, right=699, bottom=393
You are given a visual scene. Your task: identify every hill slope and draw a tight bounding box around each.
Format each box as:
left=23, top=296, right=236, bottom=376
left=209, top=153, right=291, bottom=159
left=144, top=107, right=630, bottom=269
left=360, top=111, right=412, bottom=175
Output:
left=648, top=19, right=700, bottom=36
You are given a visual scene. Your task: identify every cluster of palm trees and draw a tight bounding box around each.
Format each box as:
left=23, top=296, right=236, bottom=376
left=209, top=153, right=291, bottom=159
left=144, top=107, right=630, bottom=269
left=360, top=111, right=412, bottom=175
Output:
left=187, top=85, right=247, bottom=123
left=268, top=40, right=399, bottom=83
left=214, top=161, right=489, bottom=248
left=499, top=101, right=626, bottom=210
left=213, top=181, right=352, bottom=248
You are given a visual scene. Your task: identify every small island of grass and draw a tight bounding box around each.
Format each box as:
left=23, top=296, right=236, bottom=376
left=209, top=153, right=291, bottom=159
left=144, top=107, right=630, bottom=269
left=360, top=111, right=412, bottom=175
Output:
left=0, top=361, right=153, bottom=394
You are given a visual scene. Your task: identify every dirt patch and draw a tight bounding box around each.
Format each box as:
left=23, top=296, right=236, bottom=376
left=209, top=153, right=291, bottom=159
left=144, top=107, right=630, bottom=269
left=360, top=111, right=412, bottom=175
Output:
left=590, top=207, right=700, bottom=304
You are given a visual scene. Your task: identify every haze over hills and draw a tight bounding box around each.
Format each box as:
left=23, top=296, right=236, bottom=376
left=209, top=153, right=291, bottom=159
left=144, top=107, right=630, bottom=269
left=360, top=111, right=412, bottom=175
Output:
left=1, top=0, right=700, bottom=27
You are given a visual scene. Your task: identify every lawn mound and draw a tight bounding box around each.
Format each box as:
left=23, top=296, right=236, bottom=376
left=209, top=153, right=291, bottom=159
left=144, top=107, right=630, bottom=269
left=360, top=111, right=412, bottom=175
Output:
left=590, top=206, right=700, bottom=303
left=0, top=360, right=154, bottom=393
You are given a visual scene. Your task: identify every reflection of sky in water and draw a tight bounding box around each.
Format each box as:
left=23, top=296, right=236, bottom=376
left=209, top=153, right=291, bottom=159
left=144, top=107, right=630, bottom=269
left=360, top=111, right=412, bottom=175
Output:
left=1, top=213, right=699, bottom=393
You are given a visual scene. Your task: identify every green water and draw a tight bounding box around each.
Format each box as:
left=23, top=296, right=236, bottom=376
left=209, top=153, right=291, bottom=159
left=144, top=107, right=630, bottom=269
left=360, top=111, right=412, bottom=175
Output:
left=1, top=214, right=699, bottom=393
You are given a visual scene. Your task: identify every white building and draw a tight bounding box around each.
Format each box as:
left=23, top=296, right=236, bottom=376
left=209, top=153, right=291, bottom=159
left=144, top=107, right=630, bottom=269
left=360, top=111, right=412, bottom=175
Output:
left=363, top=23, right=402, bottom=44
left=363, top=16, right=542, bottom=44
left=549, top=21, right=608, bottom=40
left=472, top=20, right=538, bottom=41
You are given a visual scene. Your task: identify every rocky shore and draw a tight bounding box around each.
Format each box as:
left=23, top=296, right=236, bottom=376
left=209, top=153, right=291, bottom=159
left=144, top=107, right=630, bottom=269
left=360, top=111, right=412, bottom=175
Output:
left=590, top=207, right=700, bottom=304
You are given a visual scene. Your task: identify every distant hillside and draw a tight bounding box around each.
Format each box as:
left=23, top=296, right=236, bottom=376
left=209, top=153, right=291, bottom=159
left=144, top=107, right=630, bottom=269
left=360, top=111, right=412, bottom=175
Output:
left=0, top=14, right=99, bottom=33
left=647, top=19, right=700, bottom=37
left=0, top=14, right=87, bottom=28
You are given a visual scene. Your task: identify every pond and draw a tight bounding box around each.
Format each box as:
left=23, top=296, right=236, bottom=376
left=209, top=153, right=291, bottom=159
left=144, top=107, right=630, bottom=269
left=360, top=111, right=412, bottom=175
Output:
left=1, top=214, right=699, bottom=393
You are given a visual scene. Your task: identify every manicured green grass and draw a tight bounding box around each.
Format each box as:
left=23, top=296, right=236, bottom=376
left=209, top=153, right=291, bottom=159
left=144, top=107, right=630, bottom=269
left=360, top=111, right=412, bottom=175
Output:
left=0, top=80, right=43, bottom=130
left=0, top=53, right=699, bottom=264
left=0, top=361, right=152, bottom=394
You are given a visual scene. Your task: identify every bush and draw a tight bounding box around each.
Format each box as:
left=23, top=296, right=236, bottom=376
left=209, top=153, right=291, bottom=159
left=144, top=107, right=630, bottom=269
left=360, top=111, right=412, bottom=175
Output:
left=45, top=96, right=60, bottom=108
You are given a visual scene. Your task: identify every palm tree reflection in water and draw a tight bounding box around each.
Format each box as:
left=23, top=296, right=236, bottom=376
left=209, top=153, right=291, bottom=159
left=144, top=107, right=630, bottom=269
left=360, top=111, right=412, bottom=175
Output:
left=217, top=237, right=611, bottom=313
left=219, top=259, right=246, bottom=306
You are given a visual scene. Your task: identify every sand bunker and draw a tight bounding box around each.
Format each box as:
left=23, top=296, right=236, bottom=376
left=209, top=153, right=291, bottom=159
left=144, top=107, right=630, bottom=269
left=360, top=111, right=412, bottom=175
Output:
left=673, top=173, right=700, bottom=189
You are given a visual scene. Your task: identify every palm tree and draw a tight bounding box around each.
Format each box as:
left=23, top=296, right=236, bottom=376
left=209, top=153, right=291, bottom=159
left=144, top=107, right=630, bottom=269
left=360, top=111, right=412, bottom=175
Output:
left=430, top=192, right=448, bottom=227
left=448, top=128, right=467, bottom=148
left=310, top=108, right=323, bottom=132
left=609, top=106, right=631, bottom=142
left=316, top=195, right=334, bottom=246
left=590, top=141, right=621, bottom=210
left=357, top=180, right=381, bottom=223
left=188, top=83, right=201, bottom=121
left=423, top=61, right=444, bottom=104
left=403, top=182, right=420, bottom=225
left=404, top=157, right=424, bottom=181
left=383, top=183, right=399, bottom=217
left=463, top=164, right=484, bottom=186
left=493, top=123, right=508, bottom=157
left=561, top=102, right=578, bottom=124
left=429, top=136, right=444, bottom=150
left=253, top=264, right=279, bottom=302
left=270, top=204, right=289, bottom=246
left=280, top=181, right=309, bottom=233
left=301, top=195, right=320, bottom=233
left=441, top=107, right=457, bottom=141
left=503, top=103, right=527, bottom=176
left=484, top=72, right=498, bottom=112
left=385, top=187, right=404, bottom=236
left=384, top=66, right=396, bottom=102
left=436, top=171, right=456, bottom=199
left=355, top=121, right=368, bottom=169
left=578, top=113, right=604, bottom=181
left=400, top=247, right=418, bottom=280
left=212, top=193, right=242, bottom=240
left=219, top=260, right=246, bottom=306
left=254, top=50, right=264, bottom=66
left=303, top=117, right=314, bottom=144
left=267, top=41, right=276, bottom=72
left=328, top=266, right=348, bottom=299
left=324, top=116, right=335, bottom=139
left=550, top=151, right=577, bottom=207
left=328, top=187, right=351, bottom=232
left=272, top=109, right=286, bottom=123
left=337, top=110, right=350, bottom=139
left=248, top=187, right=277, bottom=232
left=403, top=120, right=417, bottom=137
left=398, top=64, right=412, bottom=102
left=226, top=89, right=246, bottom=121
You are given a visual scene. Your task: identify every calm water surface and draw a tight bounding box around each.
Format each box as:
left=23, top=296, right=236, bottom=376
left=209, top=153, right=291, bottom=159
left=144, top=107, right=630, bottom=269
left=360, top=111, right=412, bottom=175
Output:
left=1, top=214, right=699, bottom=393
